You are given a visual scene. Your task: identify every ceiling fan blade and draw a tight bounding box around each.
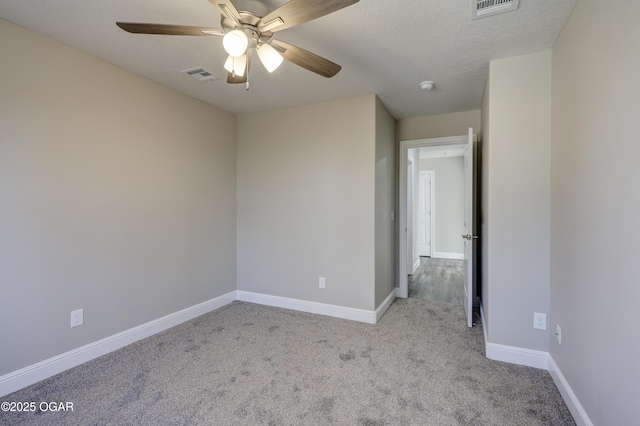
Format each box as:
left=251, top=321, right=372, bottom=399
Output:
left=116, top=22, right=223, bottom=36
left=227, top=48, right=252, bottom=84
left=271, top=40, right=341, bottom=78
left=227, top=71, right=247, bottom=84
left=209, top=0, right=243, bottom=26
left=258, top=0, right=359, bottom=33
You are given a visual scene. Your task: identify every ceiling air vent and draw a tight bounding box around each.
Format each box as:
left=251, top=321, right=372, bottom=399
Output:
left=181, top=67, right=221, bottom=82
left=472, top=0, right=520, bottom=20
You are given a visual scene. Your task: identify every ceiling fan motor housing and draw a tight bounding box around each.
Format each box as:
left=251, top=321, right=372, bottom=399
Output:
left=220, top=0, right=274, bottom=45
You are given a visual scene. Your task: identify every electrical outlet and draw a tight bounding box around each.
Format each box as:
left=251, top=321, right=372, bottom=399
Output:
left=70, top=309, right=84, bottom=328
left=533, top=312, right=546, bottom=330
left=319, top=277, right=326, bottom=289
left=556, top=325, right=562, bottom=345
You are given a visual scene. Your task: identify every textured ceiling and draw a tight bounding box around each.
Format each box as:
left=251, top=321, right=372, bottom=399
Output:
left=0, top=0, right=576, bottom=119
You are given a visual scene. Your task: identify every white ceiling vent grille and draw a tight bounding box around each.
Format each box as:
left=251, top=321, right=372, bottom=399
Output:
left=181, top=67, right=221, bottom=82
left=472, top=0, right=520, bottom=20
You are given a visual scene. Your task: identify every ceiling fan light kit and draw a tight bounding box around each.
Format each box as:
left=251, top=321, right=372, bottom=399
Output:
left=257, top=43, right=284, bottom=73
left=116, top=0, right=360, bottom=87
left=222, top=29, right=249, bottom=56
left=224, top=54, right=247, bottom=76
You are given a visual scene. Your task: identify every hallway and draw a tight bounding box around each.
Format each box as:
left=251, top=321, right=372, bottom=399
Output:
left=408, top=257, right=464, bottom=305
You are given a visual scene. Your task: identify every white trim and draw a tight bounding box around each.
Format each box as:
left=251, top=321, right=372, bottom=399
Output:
left=480, top=302, right=552, bottom=371
left=406, top=158, right=415, bottom=275
left=236, top=291, right=377, bottom=324
left=485, top=341, right=549, bottom=370
left=398, top=135, right=469, bottom=300
left=0, top=290, right=395, bottom=398
left=481, top=302, right=549, bottom=370
left=429, top=171, right=436, bottom=258
left=412, top=259, right=421, bottom=273
left=434, top=251, right=464, bottom=260
left=0, top=291, right=236, bottom=397
left=374, top=290, right=397, bottom=323
left=480, top=301, right=488, bottom=344
left=549, top=356, right=593, bottom=426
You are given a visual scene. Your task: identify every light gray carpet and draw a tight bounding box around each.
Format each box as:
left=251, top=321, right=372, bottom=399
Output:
left=1, top=299, right=574, bottom=425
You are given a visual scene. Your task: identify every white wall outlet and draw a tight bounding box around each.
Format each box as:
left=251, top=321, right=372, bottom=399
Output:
left=556, top=324, right=562, bottom=345
left=71, top=309, right=84, bottom=328
left=533, top=312, right=546, bottom=330
left=319, top=277, right=326, bottom=289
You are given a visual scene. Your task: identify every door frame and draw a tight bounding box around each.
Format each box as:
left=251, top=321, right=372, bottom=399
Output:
left=397, top=135, right=469, bottom=298
left=463, top=128, right=477, bottom=327
left=417, top=170, right=435, bottom=259
left=406, top=159, right=415, bottom=273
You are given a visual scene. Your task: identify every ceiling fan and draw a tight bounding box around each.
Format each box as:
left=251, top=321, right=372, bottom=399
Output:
left=116, top=0, right=359, bottom=88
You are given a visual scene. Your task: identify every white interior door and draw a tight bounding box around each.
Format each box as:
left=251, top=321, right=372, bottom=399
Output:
left=463, top=128, right=477, bottom=328
left=417, top=171, right=433, bottom=257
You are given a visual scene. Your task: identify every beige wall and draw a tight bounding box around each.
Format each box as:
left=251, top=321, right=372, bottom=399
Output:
left=237, top=95, right=377, bottom=310
left=550, top=1, right=640, bottom=424
left=0, top=19, right=237, bottom=375
left=374, top=97, right=396, bottom=307
left=397, top=110, right=481, bottom=141
left=481, top=51, right=551, bottom=351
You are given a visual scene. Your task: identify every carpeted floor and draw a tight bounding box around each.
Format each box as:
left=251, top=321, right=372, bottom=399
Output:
left=1, top=299, right=574, bottom=425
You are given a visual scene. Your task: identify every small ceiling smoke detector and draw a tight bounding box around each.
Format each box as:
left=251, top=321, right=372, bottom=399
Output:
left=181, top=67, right=221, bottom=82
left=472, top=0, right=520, bottom=20
left=419, top=81, right=435, bottom=91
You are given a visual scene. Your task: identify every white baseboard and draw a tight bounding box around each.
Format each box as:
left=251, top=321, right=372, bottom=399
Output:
left=480, top=302, right=488, bottom=344
left=479, top=302, right=548, bottom=370
left=434, top=252, right=464, bottom=260
left=374, top=289, right=396, bottom=323
left=485, top=341, right=549, bottom=370
left=1, top=288, right=589, bottom=426
left=479, top=303, right=585, bottom=425
left=412, top=259, right=421, bottom=273
left=549, top=356, right=593, bottom=426
left=236, top=290, right=377, bottom=324
left=0, top=291, right=236, bottom=397
left=2, top=290, right=383, bottom=397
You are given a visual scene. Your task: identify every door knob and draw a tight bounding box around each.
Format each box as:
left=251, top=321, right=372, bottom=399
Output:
left=461, top=234, right=478, bottom=240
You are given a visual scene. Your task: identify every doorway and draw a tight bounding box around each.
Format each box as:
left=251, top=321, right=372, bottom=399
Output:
left=398, top=131, right=478, bottom=326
